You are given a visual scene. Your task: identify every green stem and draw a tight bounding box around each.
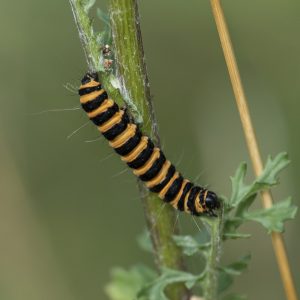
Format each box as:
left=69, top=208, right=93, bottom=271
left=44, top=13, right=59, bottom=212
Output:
left=202, top=215, right=222, bottom=300
left=109, top=1, right=188, bottom=299
left=69, top=0, right=125, bottom=106
left=69, top=1, right=188, bottom=299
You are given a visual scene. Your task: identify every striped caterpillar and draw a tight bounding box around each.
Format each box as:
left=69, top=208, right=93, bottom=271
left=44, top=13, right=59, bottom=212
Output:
left=79, top=72, right=220, bottom=217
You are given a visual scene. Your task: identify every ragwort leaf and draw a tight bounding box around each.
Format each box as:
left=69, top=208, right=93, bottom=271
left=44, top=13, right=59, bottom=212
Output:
left=105, top=265, right=156, bottom=300
left=173, top=235, right=210, bottom=256
left=243, top=197, right=297, bottom=233
left=138, top=268, right=203, bottom=300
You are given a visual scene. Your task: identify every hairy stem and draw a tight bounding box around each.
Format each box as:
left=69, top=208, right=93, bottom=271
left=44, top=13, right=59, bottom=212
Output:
left=109, top=1, right=188, bottom=299
left=69, top=0, right=188, bottom=299
left=69, top=0, right=126, bottom=106
left=202, top=216, right=222, bottom=300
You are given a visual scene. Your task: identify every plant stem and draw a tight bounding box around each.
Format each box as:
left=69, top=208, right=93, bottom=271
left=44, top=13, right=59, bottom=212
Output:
left=69, top=0, right=126, bottom=106
left=209, top=1, right=298, bottom=300
left=109, top=1, right=188, bottom=299
left=202, top=217, right=221, bottom=300
left=69, top=1, right=188, bottom=299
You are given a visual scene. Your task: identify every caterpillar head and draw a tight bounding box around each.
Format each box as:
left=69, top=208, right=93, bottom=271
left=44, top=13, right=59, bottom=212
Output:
left=81, top=72, right=99, bottom=85
left=204, top=191, right=220, bottom=217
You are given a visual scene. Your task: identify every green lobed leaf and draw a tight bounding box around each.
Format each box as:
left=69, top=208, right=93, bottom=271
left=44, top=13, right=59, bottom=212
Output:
left=218, top=255, right=251, bottom=294
left=243, top=197, right=297, bottom=233
left=138, top=268, right=204, bottom=300
left=229, top=162, right=248, bottom=209
left=222, top=215, right=247, bottom=241
left=218, top=270, right=233, bottom=294
left=259, top=152, right=290, bottom=186
left=223, top=196, right=255, bottom=240
left=229, top=152, right=290, bottom=210
left=220, top=255, right=251, bottom=276
left=223, top=152, right=293, bottom=238
left=173, top=235, right=211, bottom=256
left=234, top=194, right=256, bottom=218
left=105, top=265, right=157, bottom=300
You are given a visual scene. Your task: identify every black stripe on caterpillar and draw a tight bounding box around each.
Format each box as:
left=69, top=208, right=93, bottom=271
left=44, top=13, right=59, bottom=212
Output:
left=79, top=72, right=220, bottom=217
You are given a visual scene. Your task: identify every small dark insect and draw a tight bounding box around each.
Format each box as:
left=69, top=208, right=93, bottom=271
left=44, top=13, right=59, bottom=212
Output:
left=103, top=59, right=113, bottom=70
left=101, top=45, right=113, bottom=70
left=102, top=44, right=111, bottom=57
left=78, top=72, right=220, bottom=217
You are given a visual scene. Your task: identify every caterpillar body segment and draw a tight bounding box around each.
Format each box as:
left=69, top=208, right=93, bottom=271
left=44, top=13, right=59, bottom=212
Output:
left=79, top=72, right=220, bottom=217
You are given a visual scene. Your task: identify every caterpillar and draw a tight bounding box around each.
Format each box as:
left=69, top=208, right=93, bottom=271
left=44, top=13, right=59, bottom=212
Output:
left=78, top=72, right=220, bottom=217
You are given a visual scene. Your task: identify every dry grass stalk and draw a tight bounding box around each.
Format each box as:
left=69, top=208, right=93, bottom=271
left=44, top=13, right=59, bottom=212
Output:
left=209, top=1, right=298, bottom=300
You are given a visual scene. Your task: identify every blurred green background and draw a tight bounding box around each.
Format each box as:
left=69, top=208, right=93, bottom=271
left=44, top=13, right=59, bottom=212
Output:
left=0, top=0, right=299, bottom=299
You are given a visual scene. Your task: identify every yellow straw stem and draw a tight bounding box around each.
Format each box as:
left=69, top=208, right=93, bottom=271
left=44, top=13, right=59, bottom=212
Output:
left=209, top=1, right=298, bottom=300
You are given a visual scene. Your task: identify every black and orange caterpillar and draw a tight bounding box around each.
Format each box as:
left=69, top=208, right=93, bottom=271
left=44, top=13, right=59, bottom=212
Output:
left=79, top=72, right=220, bottom=217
